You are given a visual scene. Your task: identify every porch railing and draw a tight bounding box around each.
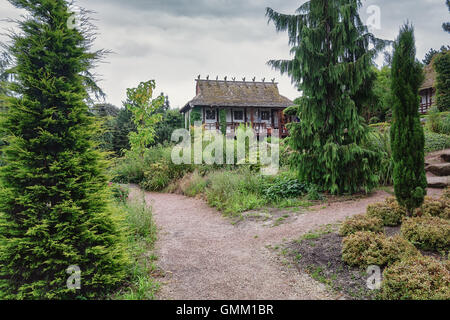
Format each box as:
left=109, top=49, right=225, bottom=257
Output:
left=420, top=102, right=433, bottom=114
left=203, top=121, right=289, bottom=137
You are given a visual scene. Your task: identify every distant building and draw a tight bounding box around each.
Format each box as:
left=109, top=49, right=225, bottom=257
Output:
left=419, top=64, right=437, bottom=114
left=181, top=78, right=294, bottom=136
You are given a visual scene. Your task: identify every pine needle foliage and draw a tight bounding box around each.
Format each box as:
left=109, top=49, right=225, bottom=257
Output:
left=0, top=0, right=128, bottom=299
left=266, top=0, right=386, bottom=194
left=390, top=24, right=427, bottom=214
left=433, top=49, right=450, bottom=112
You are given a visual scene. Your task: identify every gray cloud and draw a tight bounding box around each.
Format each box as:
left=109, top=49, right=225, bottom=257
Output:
left=1, top=0, right=449, bottom=110
left=103, top=0, right=294, bottom=18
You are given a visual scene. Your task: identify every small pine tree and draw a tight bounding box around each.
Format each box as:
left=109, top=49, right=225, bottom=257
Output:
left=390, top=24, right=427, bottom=214
left=0, top=0, right=127, bottom=299
left=267, top=0, right=386, bottom=194
left=423, top=48, right=439, bottom=65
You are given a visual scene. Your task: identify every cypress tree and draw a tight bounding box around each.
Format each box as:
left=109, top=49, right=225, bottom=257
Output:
left=433, top=49, right=450, bottom=112
left=0, top=0, right=127, bottom=299
left=266, top=0, right=386, bottom=194
left=390, top=24, right=427, bottom=214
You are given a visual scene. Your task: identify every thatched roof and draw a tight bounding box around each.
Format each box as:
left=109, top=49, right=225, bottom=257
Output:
left=420, top=64, right=437, bottom=91
left=181, top=79, right=293, bottom=113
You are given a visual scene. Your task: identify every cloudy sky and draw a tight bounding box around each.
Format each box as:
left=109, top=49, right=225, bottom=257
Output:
left=1, top=0, right=449, bottom=109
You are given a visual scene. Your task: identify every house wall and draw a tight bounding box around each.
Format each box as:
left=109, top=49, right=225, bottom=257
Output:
left=419, top=88, right=436, bottom=113
left=185, top=106, right=288, bottom=130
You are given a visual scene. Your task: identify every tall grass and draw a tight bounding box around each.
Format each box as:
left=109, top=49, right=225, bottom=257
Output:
left=171, top=168, right=314, bottom=217
left=205, top=169, right=268, bottom=215
left=364, top=127, right=393, bottom=186
left=113, top=196, right=159, bottom=300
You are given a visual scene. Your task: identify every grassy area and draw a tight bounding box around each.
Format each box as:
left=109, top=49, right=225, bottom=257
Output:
left=167, top=167, right=318, bottom=218
left=111, top=194, right=160, bottom=300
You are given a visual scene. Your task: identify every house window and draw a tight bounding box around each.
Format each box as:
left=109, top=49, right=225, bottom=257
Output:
left=233, top=110, right=244, bottom=121
left=261, top=111, right=271, bottom=121
left=205, top=109, right=216, bottom=121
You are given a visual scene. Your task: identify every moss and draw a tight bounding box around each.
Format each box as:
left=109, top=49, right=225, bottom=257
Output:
left=381, top=255, right=450, bottom=300
left=342, top=231, right=418, bottom=268
left=339, top=214, right=383, bottom=236
left=418, top=196, right=449, bottom=219
left=367, top=197, right=407, bottom=226
left=401, top=216, right=450, bottom=251
left=441, top=187, right=450, bottom=203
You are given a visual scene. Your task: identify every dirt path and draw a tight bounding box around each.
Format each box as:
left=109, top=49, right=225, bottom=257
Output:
left=130, top=187, right=443, bottom=300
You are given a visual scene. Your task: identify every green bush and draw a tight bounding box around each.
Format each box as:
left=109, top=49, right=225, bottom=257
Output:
left=122, top=198, right=156, bottom=241
left=141, top=163, right=171, bottom=191
left=205, top=169, right=267, bottom=215
left=381, top=255, right=450, bottom=300
left=111, top=156, right=146, bottom=184
left=262, top=174, right=309, bottom=200
left=180, top=171, right=208, bottom=197
left=401, top=216, right=450, bottom=251
left=342, top=231, right=418, bottom=268
left=364, top=128, right=393, bottom=186
left=442, top=187, right=450, bottom=202
left=426, top=107, right=450, bottom=135
left=339, top=214, right=384, bottom=236
left=367, top=198, right=407, bottom=226
left=424, top=130, right=450, bottom=153
left=112, top=197, right=159, bottom=300
left=419, top=197, right=449, bottom=219
left=110, top=183, right=130, bottom=204
left=113, top=146, right=191, bottom=192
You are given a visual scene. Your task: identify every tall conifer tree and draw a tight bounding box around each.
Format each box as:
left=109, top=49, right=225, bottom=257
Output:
left=267, top=0, right=386, bottom=194
left=390, top=24, right=427, bottom=214
left=0, top=0, right=127, bottom=299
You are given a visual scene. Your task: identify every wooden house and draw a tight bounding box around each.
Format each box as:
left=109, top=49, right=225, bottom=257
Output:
left=419, top=64, right=437, bottom=114
left=181, top=77, right=294, bottom=137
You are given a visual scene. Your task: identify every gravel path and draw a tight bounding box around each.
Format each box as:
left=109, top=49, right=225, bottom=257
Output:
left=130, top=187, right=443, bottom=300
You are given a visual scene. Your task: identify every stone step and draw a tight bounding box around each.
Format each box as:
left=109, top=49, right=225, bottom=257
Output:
left=426, top=163, right=450, bottom=176
left=427, top=176, right=450, bottom=188
left=441, top=152, right=450, bottom=163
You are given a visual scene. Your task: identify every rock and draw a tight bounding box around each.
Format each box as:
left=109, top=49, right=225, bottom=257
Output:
left=426, top=163, right=450, bottom=176
left=427, top=176, right=450, bottom=188
left=440, top=153, right=450, bottom=163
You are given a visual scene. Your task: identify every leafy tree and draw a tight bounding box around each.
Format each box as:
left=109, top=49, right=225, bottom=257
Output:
left=266, top=0, right=384, bottom=194
left=125, top=80, right=164, bottom=156
left=111, top=107, right=136, bottom=155
left=153, top=108, right=184, bottom=146
left=390, top=24, right=427, bottom=215
left=151, top=94, right=183, bottom=146
left=91, top=103, right=120, bottom=118
left=0, top=0, right=127, bottom=299
left=90, top=103, right=121, bottom=154
left=434, top=49, right=450, bottom=112
left=443, top=0, right=450, bottom=33
left=370, top=66, right=394, bottom=123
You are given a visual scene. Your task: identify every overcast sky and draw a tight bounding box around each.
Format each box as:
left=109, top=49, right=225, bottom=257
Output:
left=1, top=0, right=449, bottom=109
